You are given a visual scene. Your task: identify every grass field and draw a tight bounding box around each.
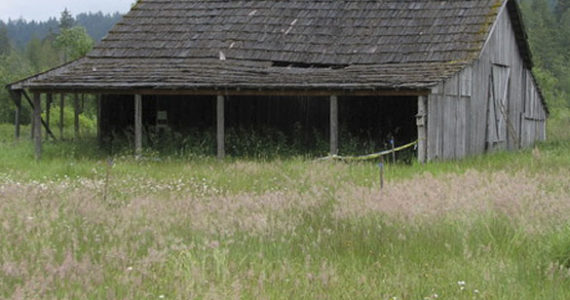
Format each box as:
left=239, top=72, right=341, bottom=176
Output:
left=0, top=124, right=569, bottom=299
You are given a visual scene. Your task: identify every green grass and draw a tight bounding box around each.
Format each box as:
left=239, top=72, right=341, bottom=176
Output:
left=0, top=123, right=569, bottom=299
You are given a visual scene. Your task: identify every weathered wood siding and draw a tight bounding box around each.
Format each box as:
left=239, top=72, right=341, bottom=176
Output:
left=426, top=4, right=546, bottom=161
left=427, top=67, right=471, bottom=160
left=520, top=69, right=547, bottom=147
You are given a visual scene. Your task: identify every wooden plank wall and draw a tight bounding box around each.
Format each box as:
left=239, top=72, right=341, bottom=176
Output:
left=427, top=4, right=547, bottom=161
left=427, top=67, right=470, bottom=161
left=520, top=69, right=547, bottom=147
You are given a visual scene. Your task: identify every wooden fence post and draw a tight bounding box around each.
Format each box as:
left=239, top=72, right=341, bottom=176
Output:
left=30, top=104, right=35, bottom=140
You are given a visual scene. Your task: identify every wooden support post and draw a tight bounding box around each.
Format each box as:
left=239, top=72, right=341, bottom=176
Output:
left=134, top=94, right=143, bottom=158
left=60, top=93, right=65, bottom=140
left=97, top=95, right=102, bottom=145
left=330, top=95, right=338, bottom=155
left=81, top=94, right=85, bottom=114
left=46, top=93, right=52, bottom=140
left=11, top=91, right=22, bottom=139
left=33, top=92, right=42, bottom=160
left=21, top=91, right=56, bottom=140
left=74, top=94, right=80, bottom=140
left=416, top=96, right=428, bottom=163
left=30, top=106, right=35, bottom=140
left=217, top=95, right=225, bottom=159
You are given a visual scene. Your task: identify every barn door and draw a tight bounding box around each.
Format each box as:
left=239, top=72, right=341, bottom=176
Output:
left=486, top=64, right=510, bottom=151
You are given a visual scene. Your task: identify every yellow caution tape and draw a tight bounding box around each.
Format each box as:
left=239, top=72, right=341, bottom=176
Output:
left=319, top=140, right=418, bottom=161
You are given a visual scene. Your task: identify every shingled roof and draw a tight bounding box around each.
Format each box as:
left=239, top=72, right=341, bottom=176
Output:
left=11, top=0, right=529, bottom=93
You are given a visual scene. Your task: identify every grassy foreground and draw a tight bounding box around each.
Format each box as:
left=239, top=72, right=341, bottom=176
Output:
left=0, top=125, right=569, bottom=299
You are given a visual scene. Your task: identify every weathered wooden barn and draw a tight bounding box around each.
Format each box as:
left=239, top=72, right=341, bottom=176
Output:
left=7, top=0, right=548, bottom=161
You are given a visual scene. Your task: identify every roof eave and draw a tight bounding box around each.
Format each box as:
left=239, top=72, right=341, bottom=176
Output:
left=25, top=85, right=431, bottom=97
left=5, top=58, right=85, bottom=91
left=506, top=0, right=548, bottom=115
left=506, top=0, right=533, bottom=69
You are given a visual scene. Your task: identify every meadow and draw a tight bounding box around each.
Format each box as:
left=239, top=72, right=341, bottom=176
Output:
left=0, top=124, right=569, bottom=299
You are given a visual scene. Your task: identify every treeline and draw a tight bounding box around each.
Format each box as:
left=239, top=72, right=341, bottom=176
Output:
left=1, top=11, right=122, bottom=49
left=520, top=0, right=569, bottom=111
left=0, top=9, right=121, bottom=123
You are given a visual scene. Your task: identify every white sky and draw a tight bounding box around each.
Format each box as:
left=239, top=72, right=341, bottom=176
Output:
left=0, top=0, right=134, bottom=22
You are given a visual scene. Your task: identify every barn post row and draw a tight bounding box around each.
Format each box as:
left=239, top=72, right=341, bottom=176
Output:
left=6, top=0, right=547, bottom=161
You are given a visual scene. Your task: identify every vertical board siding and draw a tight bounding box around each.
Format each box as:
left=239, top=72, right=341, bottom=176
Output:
left=430, top=5, right=547, bottom=161
left=458, top=66, right=471, bottom=158
left=443, top=95, right=456, bottom=159
left=427, top=68, right=471, bottom=161
left=427, top=90, right=441, bottom=160
left=509, top=60, right=523, bottom=149
left=456, top=97, right=468, bottom=158
left=520, top=69, right=547, bottom=146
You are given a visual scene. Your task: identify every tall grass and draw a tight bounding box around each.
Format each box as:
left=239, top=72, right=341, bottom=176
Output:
left=0, top=122, right=569, bottom=299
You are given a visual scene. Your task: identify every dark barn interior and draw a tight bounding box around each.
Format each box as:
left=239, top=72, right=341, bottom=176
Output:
left=99, top=95, right=418, bottom=156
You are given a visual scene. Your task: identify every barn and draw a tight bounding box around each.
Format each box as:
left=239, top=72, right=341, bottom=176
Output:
left=7, top=0, right=548, bottom=161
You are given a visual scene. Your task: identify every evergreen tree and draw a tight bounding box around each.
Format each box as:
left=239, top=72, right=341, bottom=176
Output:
left=521, top=0, right=570, bottom=109
left=0, top=23, right=10, bottom=56
left=555, top=0, right=569, bottom=19
left=25, top=36, right=43, bottom=71
left=59, top=9, right=75, bottom=30
left=5, top=13, right=120, bottom=48
left=76, top=12, right=122, bottom=42
left=24, top=35, right=59, bottom=72
left=0, top=48, right=33, bottom=124
left=55, top=9, right=93, bottom=62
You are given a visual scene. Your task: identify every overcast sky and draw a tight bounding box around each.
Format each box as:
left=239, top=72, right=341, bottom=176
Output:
left=0, top=0, right=133, bottom=22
